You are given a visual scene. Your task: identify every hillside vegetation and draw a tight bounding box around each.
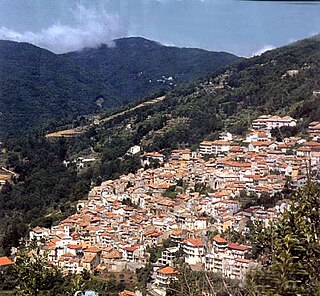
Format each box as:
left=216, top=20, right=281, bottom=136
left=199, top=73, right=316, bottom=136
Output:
left=0, top=35, right=320, bottom=255
left=0, top=37, right=238, bottom=139
left=75, top=36, right=320, bottom=157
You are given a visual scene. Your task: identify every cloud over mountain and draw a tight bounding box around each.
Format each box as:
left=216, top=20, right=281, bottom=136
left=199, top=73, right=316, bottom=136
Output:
left=253, top=44, right=276, bottom=56
left=0, top=5, right=126, bottom=53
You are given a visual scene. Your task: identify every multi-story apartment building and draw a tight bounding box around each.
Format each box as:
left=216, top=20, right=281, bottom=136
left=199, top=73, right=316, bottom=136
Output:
left=205, top=236, right=255, bottom=280
left=199, top=140, right=230, bottom=155
left=182, top=238, right=205, bottom=265
left=252, top=115, right=297, bottom=131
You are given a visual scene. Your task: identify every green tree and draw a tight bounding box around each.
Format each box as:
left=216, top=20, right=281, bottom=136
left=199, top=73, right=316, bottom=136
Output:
left=247, top=183, right=320, bottom=295
left=14, top=249, right=64, bottom=296
left=166, top=263, right=243, bottom=296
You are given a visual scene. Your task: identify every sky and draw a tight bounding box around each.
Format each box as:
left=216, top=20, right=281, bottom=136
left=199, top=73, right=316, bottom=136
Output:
left=0, top=0, right=319, bottom=56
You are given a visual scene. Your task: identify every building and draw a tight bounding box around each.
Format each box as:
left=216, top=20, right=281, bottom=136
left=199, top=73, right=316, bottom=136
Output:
left=29, top=226, right=50, bottom=242
left=199, top=141, right=230, bottom=155
left=82, top=254, right=100, bottom=272
left=118, top=291, right=137, bottom=296
left=157, top=247, right=179, bottom=266
left=252, top=115, right=297, bottom=131
left=182, top=238, right=205, bottom=265
left=58, top=253, right=82, bottom=274
left=0, top=256, right=13, bottom=272
left=205, top=236, right=254, bottom=280
left=154, top=266, right=179, bottom=287
left=127, top=145, right=141, bottom=155
left=308, top=121, right=320, bottom=139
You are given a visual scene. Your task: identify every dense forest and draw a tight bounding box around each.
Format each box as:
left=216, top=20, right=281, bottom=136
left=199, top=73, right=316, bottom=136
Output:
left=0, top=37, right=239, bottom=138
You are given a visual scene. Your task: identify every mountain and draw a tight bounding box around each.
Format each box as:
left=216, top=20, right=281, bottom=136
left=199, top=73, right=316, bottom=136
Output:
left=72, top=36, right=320, bottom=157
left=0, top=37, right=239, bottom=139
left=1, top=35, right=319, bottom=256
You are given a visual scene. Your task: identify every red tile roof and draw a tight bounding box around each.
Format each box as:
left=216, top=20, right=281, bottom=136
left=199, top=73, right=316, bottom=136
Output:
left=213, top=236, right=228, bottom=244
left=119, top=291, right=136, bottom=296
left=0, top=256, right=13, bottom=266
left=157, top=266, right=179, bottom=275
left=183, top=238, right=204, bottom=247
left=228, top=243, right=250, bottom=251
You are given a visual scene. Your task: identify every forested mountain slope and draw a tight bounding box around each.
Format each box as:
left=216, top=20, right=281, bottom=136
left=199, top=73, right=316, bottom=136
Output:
left=0, top=37, right=238, bottom=139
left=77, top=36, right=320, bottom=157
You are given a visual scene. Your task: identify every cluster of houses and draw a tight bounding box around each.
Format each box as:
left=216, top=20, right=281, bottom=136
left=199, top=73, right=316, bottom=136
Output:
left=24, top=114, right=320, bottom=296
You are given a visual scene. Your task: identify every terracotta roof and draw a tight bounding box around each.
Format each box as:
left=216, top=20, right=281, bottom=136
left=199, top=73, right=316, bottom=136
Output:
left=171, top=229, right=182, bottom=237
left=104, top=250, right=121, bottom=259
left=119, top=290, right=136, bottom=296
left=235, top=258, right=252, bottom=264
left=183, top=238, right=204, bottom=247
left=123, top=246, right=139, bottom=252
left=67, top=244, right=82, bottom=249
left=211, top=140, right=230, bottom=146
left=157, top=266, right=179, bottom=275
left=84, top=246, right=101, bottom=253
left=146, top=152, right=164, bottom=157
left=228, top=243, right=250, bottom=251
left=0, top=256, right=13, bottom=266
left=200, top=141, right=215, bottom=146
left=213, top=236, right=228, bottom=244
left=32, top=226, right=47, bottom=233
left=251, top=141, right=273, bottom=147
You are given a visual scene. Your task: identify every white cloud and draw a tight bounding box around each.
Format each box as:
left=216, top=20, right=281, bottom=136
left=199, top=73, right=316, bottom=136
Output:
left=0, top=5, right=126, bottom=53
left=252, top=44, right=276, bottom=57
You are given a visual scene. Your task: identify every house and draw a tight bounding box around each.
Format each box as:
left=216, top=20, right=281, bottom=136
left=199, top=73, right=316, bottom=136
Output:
left=66, top=244, right=83, bottom=256
left=82, top=254, right=100, bottom=272
left=308, top=121, right=320, bottom=139
left=0, top=256, right=13, bottom=272
left=199, top=141, right=230, bottom=155
left=248, top=141, right=275, bottom=152
left=154, top=266, right=179, bottom=287
left=29, top=226, right=50, bottom=242
left=252, top=115, right=297, bottom=131
left=143, top=152, right=165, bottom=166
left=157, top=247, right=179, bottom=266
left=170, top=149, right=191, bottom=161
left=122, top=245, right=144, bottom=262
left=245, top=130, right=271, bottom=143
left=119, top=291, right=137, bottom=296
left=229, top=258, right=256, bottom=279
left=0, top=172, right=12, bottom=189
left=205, top=237, right=254, bottom=280
left=182, top=238, right=205, bottom=265
left=127, top=145, right=141, bottom=155
left=76, top=157, right=97, bottom=169
left=170, top=229, right=183, bottom=244
left=58, top=253, right=82, bottom=274
left=219, top=132, right=233, bottom=142
left=84, top=246, right=102, bottom=265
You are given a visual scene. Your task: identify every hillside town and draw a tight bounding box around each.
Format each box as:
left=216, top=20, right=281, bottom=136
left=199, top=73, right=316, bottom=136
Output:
left=14, top=115, right=320, bottom=296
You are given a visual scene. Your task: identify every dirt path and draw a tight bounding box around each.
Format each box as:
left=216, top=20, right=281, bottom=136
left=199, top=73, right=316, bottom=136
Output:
left=46, top=95, right=166, bottom=139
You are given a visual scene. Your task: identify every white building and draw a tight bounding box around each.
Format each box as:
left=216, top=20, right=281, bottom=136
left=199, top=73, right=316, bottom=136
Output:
left=157, top=247, right=179, bottom=266
left=205, top=236, right=255, bottom=280
left=182, top=238, right=205, bottom=265
left=252, top=115, right=297, bottom=131
left=127, top=145, right=141, bottom=155
left=29, top=226, right=50, bottom=242
left=154, top=266, right=179, bottom=287
left=199, top=141, right=230, bottom=155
